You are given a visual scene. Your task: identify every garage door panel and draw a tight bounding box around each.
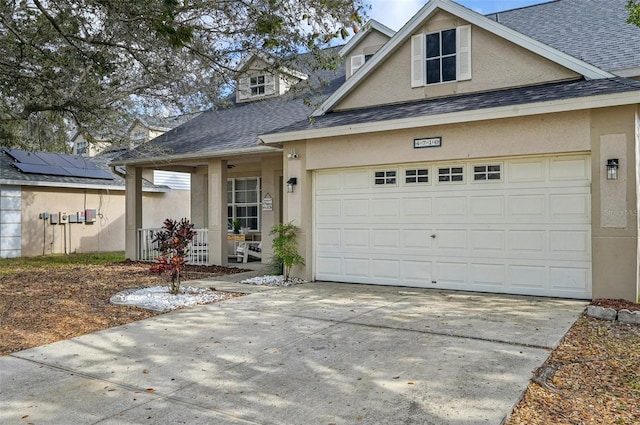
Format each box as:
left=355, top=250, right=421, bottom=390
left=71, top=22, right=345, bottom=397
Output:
left=344, top=257, right=369, bottom=278
left=470, top=196, right=505, bottom=216
left=550, top=266, right=590, bottom=290
left=402, top=198, right=433, bottom=216
left=372, top=199, right=400, bottom=217
left=436, top=262, right=468, bottom=284
left=550, top=231, right=590, bottom=259
left=343, top=170, right=370, bottom=189
left=470, top=263, right=506, bottom=286
left=404, top=261, right=433, bottom=283
left=470, top=230, right=504, bottom=253
left=372, top=229, right=400, bottom=248
left=314, top=155, right=591, bottom=299
left=316, top=228, right=341, bottom=248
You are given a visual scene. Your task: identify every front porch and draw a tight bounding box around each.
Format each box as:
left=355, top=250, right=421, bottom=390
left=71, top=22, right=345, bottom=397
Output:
left=137, top=227, right=263, bottom=265
left=124, top=151, right=283, bottom=266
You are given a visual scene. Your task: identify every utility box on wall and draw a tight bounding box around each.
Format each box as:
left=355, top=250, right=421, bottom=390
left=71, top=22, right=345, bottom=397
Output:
left=85, top=209, right=96, bottom=223
left=59, top=211, right=69, bottom=224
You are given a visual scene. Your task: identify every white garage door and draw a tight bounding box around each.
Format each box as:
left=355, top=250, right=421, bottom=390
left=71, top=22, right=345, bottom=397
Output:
left=314, top=155, right=591, bottom=299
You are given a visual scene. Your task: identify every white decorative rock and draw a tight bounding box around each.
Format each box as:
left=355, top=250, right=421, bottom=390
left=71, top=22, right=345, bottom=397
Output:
left=618, top=309, right=640, bottom=325
left=586, top=305, right=617, bottom=321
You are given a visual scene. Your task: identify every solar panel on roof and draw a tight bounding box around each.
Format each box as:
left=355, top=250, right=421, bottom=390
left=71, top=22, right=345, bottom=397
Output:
left=62, top=167, right=114, bottom=180
left=13, top=163, right=72, bottom=176
left=6, top=148, right=115, bottom=180
left=4, top=149, right=48, bottom=165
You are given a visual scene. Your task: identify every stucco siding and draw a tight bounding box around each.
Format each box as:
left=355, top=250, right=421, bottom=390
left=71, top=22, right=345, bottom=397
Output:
left=335, top=10, right=580, bottom=111
left=19, top=187, right=190, bottom=257
left=305, top=111, right=591, bottom=171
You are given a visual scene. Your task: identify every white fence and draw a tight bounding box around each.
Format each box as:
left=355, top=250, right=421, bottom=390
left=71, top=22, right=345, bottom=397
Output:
left=137, top=228, right=208, bottom=265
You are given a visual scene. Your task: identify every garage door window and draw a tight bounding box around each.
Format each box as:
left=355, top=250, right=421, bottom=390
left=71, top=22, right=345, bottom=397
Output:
left=375, top=170, right=397, bottom=185
left=438, top=166, right=464, bottom=182
left=405, top=168, right=429, bottom=184
left=473, top=164, right=502, bottom=181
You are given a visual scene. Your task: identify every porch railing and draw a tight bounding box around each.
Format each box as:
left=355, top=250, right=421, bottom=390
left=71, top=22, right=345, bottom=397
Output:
left=137, top=228, right=209, bottom=265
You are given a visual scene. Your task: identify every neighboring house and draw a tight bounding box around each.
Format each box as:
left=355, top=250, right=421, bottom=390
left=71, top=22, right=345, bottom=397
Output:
left=0, top=148, right=190, bottom=258
left=70, top=115, right=196, bottom=190
left=115, top=0, right=640, bottom=302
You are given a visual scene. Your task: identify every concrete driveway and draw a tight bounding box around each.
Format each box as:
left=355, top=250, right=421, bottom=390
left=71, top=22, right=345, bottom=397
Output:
left=0, top=281, right=586, bottom=425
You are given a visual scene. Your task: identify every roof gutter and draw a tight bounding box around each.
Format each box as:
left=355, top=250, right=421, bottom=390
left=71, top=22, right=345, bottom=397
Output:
left=0, top=179, right=169, bottom=192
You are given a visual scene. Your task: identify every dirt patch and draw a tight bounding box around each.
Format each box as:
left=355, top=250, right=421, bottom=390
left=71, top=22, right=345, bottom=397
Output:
left=591, top=298, right=640, bottom=312
left=0, top=261, right=246, bottom=356
left=505, top=316, right=640, bottom=424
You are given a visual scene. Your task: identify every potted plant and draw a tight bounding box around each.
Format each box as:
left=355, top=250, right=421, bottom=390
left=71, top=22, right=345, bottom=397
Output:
left=232, top=219, right=242, bottom=234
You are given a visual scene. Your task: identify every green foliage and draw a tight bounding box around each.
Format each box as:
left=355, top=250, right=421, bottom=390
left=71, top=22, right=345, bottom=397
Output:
left=0, top=0, right=366, bottom=150
left=628, top=1, right=640, bottom=27
left=150, top=218, right=196, bottom=294
left=269, top=222, right=304, bottom=281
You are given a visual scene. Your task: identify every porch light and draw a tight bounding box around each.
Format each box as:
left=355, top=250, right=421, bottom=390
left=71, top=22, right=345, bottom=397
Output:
left=287, top=177, right=297, bottom=193
left=606, top=159, right=619, bottom=180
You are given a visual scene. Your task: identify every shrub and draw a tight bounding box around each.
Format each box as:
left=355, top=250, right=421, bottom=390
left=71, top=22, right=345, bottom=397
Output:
left=269, top=222, right=304, bottom=282
left=150, top=218, right=196, bottom=294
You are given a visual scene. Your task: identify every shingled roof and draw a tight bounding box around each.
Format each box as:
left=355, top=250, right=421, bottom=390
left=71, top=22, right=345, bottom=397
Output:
left=114, top=0, right=640, bottom=163
left=1, top=149, right=167, bottom=191
left=485, top=0, right=640, bottom=76
left=266, top=77, right=640, bottom=135
left=115, top=50, right=346, bottom=164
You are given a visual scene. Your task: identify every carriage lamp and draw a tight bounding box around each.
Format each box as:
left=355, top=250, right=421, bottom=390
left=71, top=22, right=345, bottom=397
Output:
left=606, top=159, right=619, bottom=180
left=287, top=177, right=297, bottom=193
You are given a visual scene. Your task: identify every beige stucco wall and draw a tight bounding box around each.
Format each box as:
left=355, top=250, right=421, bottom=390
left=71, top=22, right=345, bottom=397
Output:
left=335, top=10, right=579, bottom=111
left=283, top=106, right=640, bottom=301
left=306, top=110, right=591, bottom=170
left=590, top=105, right=640, bottom=301
left=21, top=186, right=190, bottom=256
left=345, top=29, right=392, bottom=78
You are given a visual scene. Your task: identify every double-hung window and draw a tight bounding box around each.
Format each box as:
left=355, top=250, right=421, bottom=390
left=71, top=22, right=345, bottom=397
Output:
left=426, top=29, right=457, bottom=84
left=250, top=75, right=266, bottom=96
left=227, top=178, right=261, bottom=231
left=411, top=25, right=471, bottom=87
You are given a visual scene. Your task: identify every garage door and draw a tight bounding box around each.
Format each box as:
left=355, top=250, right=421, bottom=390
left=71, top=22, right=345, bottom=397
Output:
left=314, top=155, right=591, bottom=299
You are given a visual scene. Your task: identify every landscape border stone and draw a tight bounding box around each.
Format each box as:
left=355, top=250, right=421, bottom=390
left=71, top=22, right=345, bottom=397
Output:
left=585, top=305, right=640, bottom=325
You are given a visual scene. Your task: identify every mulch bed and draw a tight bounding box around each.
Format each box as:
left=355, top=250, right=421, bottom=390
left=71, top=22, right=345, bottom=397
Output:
left=0, top=261, right=246, bottom=356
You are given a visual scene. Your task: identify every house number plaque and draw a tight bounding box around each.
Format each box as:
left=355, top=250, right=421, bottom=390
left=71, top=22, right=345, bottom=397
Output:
left=414, top=137, right=442, bottom=149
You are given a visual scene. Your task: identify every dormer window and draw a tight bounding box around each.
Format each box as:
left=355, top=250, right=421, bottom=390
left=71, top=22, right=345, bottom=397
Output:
left=250, top=75, right=266, bottom=96
left=76, top=141, right=88, bottom=156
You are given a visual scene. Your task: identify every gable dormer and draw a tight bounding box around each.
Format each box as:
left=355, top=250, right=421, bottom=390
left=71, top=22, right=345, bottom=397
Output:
left=340, top=20, right=395, bottom=79
left=235, top=55, right=308, bottom=103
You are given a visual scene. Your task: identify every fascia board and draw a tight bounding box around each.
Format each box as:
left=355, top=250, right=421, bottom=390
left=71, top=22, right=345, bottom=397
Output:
left=0, top=179, right=171, bottom=192
left=313, top=0, right=613, bottom=117
left=338, top=20, right=396, bottom=57
left=261, top=90, right=640, bottom=144
left=111, top=145, right=282, bottom=167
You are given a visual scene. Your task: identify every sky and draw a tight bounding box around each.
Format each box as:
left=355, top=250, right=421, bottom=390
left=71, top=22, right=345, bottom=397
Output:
left=365, top=0, right=551, bottom=30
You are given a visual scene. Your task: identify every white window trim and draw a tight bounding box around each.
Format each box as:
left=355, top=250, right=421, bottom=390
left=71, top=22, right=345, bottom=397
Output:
left=227, top=177, right=261, bottom=231
left=472, top=163, right=503, bottom=183
left=436, top=165, right=465, bottom=184
left=403, top=167, right=431, bottom=185
left=373, top=169, right=399, bottom=186
left=411, top=25, right=471, bottom=88
left=350, top=54, right=365, bottom=77
left=237, top=74, right=276, bottom=101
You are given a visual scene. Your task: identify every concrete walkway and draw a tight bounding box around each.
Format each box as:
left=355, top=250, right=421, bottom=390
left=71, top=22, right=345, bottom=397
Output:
left=0, top=281, right=586, bottom=425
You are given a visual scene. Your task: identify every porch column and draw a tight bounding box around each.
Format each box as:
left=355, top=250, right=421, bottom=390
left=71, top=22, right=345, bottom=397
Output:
left=207, top=158, right=228, bottom=265
left=190, top=167, right=208, bottom=228
left=283, top=142, right=312, bottom=281
left=125, top=166, right=143, bottom=260
left=260, top=156, right=282, bottom=263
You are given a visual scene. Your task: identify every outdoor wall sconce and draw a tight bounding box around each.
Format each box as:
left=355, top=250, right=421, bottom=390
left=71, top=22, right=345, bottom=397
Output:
left=606, top=159, right=619, bottom=180
left=287, top=177, right=297, bottom=193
